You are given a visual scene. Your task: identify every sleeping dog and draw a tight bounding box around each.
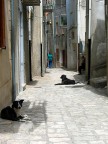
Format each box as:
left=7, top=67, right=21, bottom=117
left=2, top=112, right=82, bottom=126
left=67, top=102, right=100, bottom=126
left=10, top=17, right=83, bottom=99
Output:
left=0, top=99, right=24, bottom=121
left=55, top=74, right=79, bottom=85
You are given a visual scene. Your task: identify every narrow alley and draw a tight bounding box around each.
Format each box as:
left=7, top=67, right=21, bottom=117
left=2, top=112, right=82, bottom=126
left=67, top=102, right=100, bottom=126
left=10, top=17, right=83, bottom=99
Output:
left=0, top=68, right=108, bottom=144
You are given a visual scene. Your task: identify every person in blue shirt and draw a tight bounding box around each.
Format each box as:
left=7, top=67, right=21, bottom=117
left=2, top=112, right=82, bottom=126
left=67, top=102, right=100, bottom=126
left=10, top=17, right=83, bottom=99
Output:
left=48, top=52, right=53, bottom=68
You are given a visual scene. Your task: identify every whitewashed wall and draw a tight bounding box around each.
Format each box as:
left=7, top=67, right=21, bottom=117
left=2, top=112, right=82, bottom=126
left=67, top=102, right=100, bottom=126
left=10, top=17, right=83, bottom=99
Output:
left=90, top=0, right=106, bottom=78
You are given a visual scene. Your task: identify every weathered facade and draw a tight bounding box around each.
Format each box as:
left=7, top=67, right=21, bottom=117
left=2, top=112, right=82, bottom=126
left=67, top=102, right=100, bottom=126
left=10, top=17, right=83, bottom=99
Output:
left=106, top=0, right=108, bottom=94
left=77, top=0, right=86, bottom=68
left=43, top=0, right=55, bottom=67
left=11, top=0, right=27, bottom=99
left=0, top=0, right=43, bottom=109
left=90, top=0, right=106, bottom=78
left=0, top=0, right=12, bottom=109
left=0, top=0, right=29, bottom=108
left=31, top=2, right=45, bottom=77
left=55, top=0, right=67, bottom=68
left=85, top=0, right=107, bottom=87
left=66, top=0, right=78, bottom=70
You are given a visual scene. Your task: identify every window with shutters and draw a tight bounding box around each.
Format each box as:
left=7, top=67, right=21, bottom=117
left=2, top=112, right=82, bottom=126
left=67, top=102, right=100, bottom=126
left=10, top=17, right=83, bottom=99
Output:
left=0, top=0, right=6, bottom=49
left=60, top=14, right=67, bottom=27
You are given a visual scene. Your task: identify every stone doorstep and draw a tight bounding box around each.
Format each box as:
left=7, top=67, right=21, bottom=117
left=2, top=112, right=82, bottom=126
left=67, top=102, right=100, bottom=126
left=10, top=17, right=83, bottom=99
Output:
left=22, top=83, right=26, bottom=91
left=90, top=76, right=107, bottom=88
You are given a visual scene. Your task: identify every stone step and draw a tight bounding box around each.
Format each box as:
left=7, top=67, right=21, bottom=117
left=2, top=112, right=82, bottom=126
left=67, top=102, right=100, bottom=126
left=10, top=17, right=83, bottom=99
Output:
left=90, top=76, right=107, bottom=88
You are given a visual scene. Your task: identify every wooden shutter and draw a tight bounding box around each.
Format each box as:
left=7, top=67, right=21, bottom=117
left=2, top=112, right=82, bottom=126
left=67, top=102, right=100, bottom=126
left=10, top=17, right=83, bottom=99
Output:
left=0, top=0, right=6, bottom=49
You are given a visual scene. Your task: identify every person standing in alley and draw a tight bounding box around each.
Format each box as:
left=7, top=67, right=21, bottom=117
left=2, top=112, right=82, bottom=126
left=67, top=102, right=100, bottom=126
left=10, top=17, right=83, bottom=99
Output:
left=48, top=52, right=53, bottom=68
left=78, top=55, right=85, bottom=74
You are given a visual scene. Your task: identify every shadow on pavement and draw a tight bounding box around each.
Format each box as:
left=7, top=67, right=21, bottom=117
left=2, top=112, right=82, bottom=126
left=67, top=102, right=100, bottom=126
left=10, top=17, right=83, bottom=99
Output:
left=61, top=67, right=77, bottom=72
left=65, top=82, right=107, bottom=97
left=0, top=100, right=47, bottom=133
left=84, top=85, right=107, bottom=97
left=71, top=74, right=107, bottom=97
left=65, top=84, right=85, bottom=88
left=73, top=74, right=86, bottom=84
left=28, top=80, right=38, bottom=86
left=45, top=71, right=50, bottom=73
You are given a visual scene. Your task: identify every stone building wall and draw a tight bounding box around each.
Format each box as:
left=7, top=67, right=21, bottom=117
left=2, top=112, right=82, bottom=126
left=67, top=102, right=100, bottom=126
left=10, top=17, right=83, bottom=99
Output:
left=0, top=0, right=12, bottom=110
left=90, top=0, right=106, bottom=78
left=32, top=6, right=42, bottom=76
left=23, top=6, right=30, bottom=84
left=66, top=0, right=77, bottom=70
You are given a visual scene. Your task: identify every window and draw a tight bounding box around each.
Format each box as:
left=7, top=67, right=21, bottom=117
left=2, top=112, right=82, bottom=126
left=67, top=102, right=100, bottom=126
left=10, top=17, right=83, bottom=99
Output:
left=72, top=31, right=75, bottom=39
left=60, top=14, right=67, bottom=27
left=0, top=0, right=6, bottom=49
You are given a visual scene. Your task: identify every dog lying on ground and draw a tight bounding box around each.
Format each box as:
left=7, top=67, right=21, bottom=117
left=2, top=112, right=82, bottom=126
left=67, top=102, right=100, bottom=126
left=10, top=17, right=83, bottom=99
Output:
left=55, top=74, right=80, bottom=85
left=0, top=99, right=24, bottom=121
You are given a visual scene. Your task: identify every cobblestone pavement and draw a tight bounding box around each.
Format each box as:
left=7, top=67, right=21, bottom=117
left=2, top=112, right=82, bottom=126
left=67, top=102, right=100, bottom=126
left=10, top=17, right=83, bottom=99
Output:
left=0, top=68, right=108, bottom=144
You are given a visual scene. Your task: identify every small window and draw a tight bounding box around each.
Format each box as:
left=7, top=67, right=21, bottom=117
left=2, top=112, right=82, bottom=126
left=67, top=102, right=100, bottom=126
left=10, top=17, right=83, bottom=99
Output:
left=72, top=32, right=75, bottom=39
left=60, top=14, right=67, bottom=27
left=0, top=0, right=6, bottom=49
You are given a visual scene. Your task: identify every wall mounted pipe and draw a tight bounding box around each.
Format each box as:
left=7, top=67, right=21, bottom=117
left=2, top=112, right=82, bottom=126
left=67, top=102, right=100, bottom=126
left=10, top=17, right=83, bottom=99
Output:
left=11, top=0, right=16, bottom=101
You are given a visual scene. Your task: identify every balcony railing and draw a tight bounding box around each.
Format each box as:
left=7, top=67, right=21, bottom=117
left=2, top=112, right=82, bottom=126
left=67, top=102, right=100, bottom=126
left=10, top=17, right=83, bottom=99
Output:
left=43, top=3, right=54, bottom=12
left=22, top=0, right=40, bottom=6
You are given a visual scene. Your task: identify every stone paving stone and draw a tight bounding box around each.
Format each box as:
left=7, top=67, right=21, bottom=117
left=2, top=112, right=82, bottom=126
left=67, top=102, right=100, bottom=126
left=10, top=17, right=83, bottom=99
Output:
left=99, top=136, right=108, bottom=140
left=48, top=124, right=66, bottom=129
left=89, top=141, right=106, bottom=144
left=49, top=138, right=72, bottom=143
left=48, top=133, right=69, bottom=138
left=30, top=141, right=47, bottom=144
left=7, top=140, right=29, bottom=144
left=11, top=133, right=43, bottom=140
left=0, top=68, right=108, bottom=144
left=95, top=130, right=108, bottom=135
left=30, top=128, right=46, bottom=135
left=73, top=141, right=89, bottom=144
left=0, top=134, right=12, bottom=140
left=72, top=135, right=98, bottom=141
left=53, top=142, right=73, bottom=144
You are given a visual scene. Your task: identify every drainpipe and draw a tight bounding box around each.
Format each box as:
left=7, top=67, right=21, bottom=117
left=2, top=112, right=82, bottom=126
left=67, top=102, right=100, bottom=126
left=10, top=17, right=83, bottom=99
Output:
left=52, top=2, right=56, bottom=67
left=105, top=0, right=107, bottom=31
left=45, top=14, right=48, bottom=67
left=105, top=0, right=108, bottom=94
left=86, top=0, right=91, bottom=84
left=88, top=0, right=91, bottom=39
left=28, top=7, right=32, bottom=81
left=77, top=0, right=80, bottom=71
left=40, top=0, right=44, bottom=77
left=40, top=43, right=43, bottom=77
left=11, top=0, right=16, bottom=101
left=88, top=0, right=91, bottom=84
